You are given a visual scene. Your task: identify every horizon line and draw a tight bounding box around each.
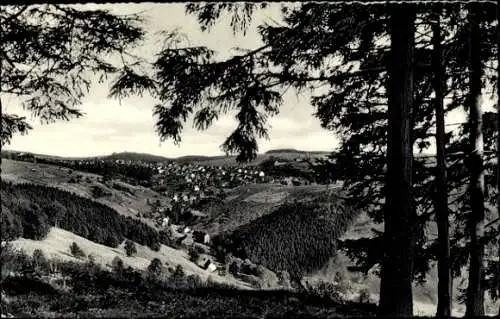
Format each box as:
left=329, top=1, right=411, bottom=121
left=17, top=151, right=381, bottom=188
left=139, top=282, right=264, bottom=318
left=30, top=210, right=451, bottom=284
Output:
left=1, top=147, right=333, bottom=161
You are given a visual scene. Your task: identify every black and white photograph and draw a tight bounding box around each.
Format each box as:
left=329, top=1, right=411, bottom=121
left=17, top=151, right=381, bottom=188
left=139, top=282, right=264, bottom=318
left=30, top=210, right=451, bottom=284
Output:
left=1, top=1, right=500, bottom=318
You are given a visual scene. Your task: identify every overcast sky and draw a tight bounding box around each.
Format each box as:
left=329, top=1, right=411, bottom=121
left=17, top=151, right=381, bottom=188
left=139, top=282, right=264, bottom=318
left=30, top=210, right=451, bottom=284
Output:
left=3, top=3, right=339, bottom=158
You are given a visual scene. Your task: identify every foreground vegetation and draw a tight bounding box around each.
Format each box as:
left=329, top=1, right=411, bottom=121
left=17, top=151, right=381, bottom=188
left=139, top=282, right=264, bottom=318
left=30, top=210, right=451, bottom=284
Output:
left=0, top=245, right=377, bottom=318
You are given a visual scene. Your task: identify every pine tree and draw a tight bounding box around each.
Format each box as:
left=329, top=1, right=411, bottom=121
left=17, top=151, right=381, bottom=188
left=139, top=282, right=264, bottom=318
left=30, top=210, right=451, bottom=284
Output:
left=1, top=4, right=144, bottom=145
left=378, top=5, right=416, bottom=317
left=431, top=10, right=452, bottom=317
left=125, top=240, right=137, bottom=257
left=465, top=5, right=486, bottom=316
left=147, top=258, right=163, bottom=279
left=497, top=1, right=500, bottom=315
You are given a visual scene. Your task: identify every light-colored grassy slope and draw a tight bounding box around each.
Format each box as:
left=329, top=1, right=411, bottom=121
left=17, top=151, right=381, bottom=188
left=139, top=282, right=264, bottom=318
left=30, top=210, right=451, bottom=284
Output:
left=1, top=159, right=166, bottom=228
left=10, top=227, right=252, bottom=290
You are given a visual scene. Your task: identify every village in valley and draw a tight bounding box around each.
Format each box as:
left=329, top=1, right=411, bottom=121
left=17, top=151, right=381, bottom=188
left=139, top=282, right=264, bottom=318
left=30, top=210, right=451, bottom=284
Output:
left=1, top=149, right=336, bottom=283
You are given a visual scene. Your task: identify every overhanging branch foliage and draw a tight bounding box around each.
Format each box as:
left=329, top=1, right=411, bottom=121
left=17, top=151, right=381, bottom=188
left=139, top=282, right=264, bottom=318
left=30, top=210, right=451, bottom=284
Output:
left=1, top=4, right=145, bottom=145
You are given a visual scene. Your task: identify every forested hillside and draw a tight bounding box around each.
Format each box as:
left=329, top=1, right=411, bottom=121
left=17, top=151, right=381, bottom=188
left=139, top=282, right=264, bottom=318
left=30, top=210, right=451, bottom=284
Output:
left=0, top=181, right=170, bottom=250
left=212, top=194, right=359, bottom=281
left=191, top=184, right=333, bottom=234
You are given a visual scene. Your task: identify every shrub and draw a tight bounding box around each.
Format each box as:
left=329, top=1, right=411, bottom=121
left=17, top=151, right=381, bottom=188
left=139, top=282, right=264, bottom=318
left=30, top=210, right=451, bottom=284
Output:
left=104, top=233, right=122, bottom=248
left=186, top=274, right=203, bottom=289
left=1, top=242, right=19, bottom=281
left=32, top=249, right=48, bottom=272
left=188, top=246, right=200, bottom=262
left=70, top=242, right=86, bottom=259
left=359, top=288, right=371, bottom=304
left=124, top=240, right=137, bottom=257
left=277, top=270, right=292, bottom=288
left=91, top=185, right=111, bottom=198
left=147, top=258, right=163, bottom=278
left=172, top=265, right=185, bottom=279
left=228, top=261, right=240, bottom=275
left=150, top=241, right=161, bottom=252
left=305, top=280, right=344, bottom=303
left=111, top=256, right=125, bottom=274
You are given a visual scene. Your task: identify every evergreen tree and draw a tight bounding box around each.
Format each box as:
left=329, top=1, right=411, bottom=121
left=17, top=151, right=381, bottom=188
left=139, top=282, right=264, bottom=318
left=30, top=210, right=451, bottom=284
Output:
left=124, top=240, right=137, bottom=257
left=431, top=10, right=451, bottom=317
left=465, top=5, right=486, bottom=316
left=378, top=6, right=416, bottom=316
left=147, top=258, right=163, bottom=279
left=1, top=4, right=144, bottom=145
left=70, top=242, right=86, bottom=259
left=111, top=256, right=125, bottom=276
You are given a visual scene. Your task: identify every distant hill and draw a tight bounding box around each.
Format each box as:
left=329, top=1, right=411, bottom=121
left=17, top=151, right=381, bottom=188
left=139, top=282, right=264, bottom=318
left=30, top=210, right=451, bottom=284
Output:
left=103, top=152, right=171, bottom=163
left=265, top=149, right=329, bottom=156
left=2, top=149, right=332, bottom=167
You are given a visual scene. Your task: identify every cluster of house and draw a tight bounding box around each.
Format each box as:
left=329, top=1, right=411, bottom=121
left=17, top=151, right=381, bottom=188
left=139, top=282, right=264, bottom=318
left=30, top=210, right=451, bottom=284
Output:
left=157, top=216, right=218, bottom=273
left=151, top=163, right=272, bottom=202
left=155, top=163, right=268, bottom=186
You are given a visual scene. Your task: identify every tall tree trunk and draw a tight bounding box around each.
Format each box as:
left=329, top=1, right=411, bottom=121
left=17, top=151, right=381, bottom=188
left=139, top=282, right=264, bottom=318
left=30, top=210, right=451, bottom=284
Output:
left=496, top=0, right=500, bottom=315
left=378, top=5, right=416, bottom=317
left=465, top=5, right=486, bottom=317
left=432, top=12, right=452, bottom=318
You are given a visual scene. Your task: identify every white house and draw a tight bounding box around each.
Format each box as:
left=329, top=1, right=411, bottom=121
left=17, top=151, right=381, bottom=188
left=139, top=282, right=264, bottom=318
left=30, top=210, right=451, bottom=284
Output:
left=183, top=227, right=191, bottom=234
left=194, top=185, right=200, bottom=192
left=207, top=263, right=217, bottom=272
left=162, top=217, right=170, bottom=227
left=259, top=171, right=265, bottom=177
left=203, top=233, right=211, bottom=245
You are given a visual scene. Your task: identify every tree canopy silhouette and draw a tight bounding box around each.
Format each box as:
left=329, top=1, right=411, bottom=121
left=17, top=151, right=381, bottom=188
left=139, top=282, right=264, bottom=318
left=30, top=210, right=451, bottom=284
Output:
left=1, top=4, right=145, bottom=145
